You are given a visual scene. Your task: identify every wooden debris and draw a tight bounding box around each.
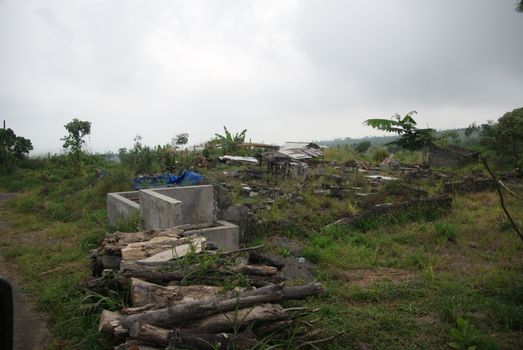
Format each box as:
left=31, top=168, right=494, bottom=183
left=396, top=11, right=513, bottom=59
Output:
left=184, top=303, right=287, bottom=333
left=90, top=227, right=331, bottom=349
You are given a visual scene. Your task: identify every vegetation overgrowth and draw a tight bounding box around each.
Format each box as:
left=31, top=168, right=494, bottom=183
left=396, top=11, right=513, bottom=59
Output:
left=0, top=110, right=522, bottom=349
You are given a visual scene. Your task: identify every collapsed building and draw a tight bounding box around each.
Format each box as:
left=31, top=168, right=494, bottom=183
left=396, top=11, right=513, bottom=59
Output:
left=263, top=142, right=324, bottom=176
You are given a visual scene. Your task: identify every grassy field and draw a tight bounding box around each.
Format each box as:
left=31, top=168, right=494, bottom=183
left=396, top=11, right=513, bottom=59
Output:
left=0, top=156, right=522, bottom=349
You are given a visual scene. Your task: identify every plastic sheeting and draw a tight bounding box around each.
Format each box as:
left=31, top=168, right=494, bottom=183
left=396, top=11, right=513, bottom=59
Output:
left=133, top=171, right=204, bottom=190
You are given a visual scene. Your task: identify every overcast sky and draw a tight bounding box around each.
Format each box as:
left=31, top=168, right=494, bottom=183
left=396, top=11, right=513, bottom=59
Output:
left=1, top=0, right=522, bottom=153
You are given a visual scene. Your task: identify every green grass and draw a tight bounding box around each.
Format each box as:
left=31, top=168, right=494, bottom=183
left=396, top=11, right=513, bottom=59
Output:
left=297, top=192, right=523, bottom=349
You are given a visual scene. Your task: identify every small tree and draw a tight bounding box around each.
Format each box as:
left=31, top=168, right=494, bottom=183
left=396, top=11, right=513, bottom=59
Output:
left=173, top=133, right=189, bottom=148
left=61, top=118, right=91, bottom=175
left=168, top=133, right=189, bottom=170
left=0, top=128, right=33, bottom=172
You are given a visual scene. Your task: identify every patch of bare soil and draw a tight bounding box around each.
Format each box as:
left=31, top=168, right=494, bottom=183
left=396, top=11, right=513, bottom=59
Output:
left=335, top=268, right=417, bottom=287
left=0, top=193, right=51, bottom=350
left=266, top=235, right=315, bottom=281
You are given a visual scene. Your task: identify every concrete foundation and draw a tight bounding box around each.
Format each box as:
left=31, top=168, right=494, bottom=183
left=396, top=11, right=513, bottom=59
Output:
left=107, top=185, right=239, bottom=250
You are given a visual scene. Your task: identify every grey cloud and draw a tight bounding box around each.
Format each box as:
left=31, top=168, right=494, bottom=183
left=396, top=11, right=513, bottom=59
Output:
left=0, top=0, right=521, bottom=153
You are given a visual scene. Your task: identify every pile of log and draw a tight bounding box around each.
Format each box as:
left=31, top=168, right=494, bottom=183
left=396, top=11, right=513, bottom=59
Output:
left=88, top=226, right=331, bottom=349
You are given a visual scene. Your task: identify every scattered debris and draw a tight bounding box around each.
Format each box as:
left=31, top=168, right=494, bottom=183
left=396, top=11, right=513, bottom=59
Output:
left=218, top=155, right=259, bottom=165
left=379, top=155, right=400, bottom=171
left=328, top=195, right=453, bottom=228
left=365, top=175, right=398, bottom=181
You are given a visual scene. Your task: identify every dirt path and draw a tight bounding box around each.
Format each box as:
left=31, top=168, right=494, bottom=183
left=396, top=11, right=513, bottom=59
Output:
left=0, top=193, right=51, bottom=350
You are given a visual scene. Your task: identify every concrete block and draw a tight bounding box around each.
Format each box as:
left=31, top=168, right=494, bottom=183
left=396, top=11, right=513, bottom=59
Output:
left=107, top=192, right=140, bottom=227
left=185, top=220, right=239, bottom=251
left=139, top=190, right=183, bottom=230
left=153, top=185, right=215, bottom=224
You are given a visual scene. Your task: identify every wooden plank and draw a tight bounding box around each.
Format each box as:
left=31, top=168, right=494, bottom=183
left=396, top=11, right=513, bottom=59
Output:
left=137, top=237, right=205, bottom=263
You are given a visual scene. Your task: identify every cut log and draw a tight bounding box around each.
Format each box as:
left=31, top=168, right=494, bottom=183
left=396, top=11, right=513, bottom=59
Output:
left=129, top=322, right=173, bottom=346
left=248, top=274, right=285, bottom=287
left=129, top=322, right=257, bottom=350
left=101, top=282, right=324, bottom=335
left=248, top=251, right=285, bottom=269
left=121, top=304, right=155, bottom=315
left=229, top=264, right=278, bottom=276
left=282, top=282, right=324, bottom=300
left=99, top=310, right=121, bottom=333
left=121, top=265, right=188, bottom=283
left=130, top=278, right=222, bottom=307
left=138, top=238, right=205, bottom=263
left=183, top=303, right=288, bottom=333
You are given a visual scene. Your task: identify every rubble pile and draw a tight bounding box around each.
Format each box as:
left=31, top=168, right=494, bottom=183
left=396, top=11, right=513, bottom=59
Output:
left=88, top=226, right=328, bottom=350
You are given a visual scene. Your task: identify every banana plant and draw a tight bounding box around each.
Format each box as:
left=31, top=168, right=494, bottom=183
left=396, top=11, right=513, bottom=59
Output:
left=214, top=127, right=247, bottom=154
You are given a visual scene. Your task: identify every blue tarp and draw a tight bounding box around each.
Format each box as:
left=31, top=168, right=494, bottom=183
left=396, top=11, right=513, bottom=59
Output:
left=133, top=171, right=204, bottom=190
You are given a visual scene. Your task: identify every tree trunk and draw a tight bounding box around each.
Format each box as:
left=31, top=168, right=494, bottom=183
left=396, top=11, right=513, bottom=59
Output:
left=129, top=323, right=258, bottom=350
left=183, top=303, right=287, bottom=333
left=130, top=278, right=222, bottom=307
left=229, top=264, right=278, bottom=276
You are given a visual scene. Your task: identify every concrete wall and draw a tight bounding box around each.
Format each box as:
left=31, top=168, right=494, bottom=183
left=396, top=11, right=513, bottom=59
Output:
left=154, top=185, right=215, bottom=225
left=107, top=192, right=140, bottom=227
left=139, top=190, right=183, bottom=230
left=185, top=220, right=239, bottom=250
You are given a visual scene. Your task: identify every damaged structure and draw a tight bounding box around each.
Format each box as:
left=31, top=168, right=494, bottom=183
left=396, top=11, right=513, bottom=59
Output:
left=107, top=185, right=239, bottom=250
left=427, top=144, right=479, bottom=168
left=263, top=142, right=324, bottom=176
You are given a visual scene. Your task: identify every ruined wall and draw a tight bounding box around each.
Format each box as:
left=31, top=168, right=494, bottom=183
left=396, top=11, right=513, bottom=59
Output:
left=139, top=190, right=183, bottom=230
left=443, top=178, right=496, bottom=193
left=154, top=185, right=215, bottom=225
left=333, top=195, right=453, bottom=228
left=107, top=192, right=140, bottom=227
left=427, top=145, right=472, bottom=168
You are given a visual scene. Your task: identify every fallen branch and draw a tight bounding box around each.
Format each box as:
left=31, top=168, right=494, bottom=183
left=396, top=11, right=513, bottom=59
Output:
left=296, top=331, right=345, bottom=349
left=218, top=245, right=265, bottom=257
left=480, top=158, right=523, bottom=242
